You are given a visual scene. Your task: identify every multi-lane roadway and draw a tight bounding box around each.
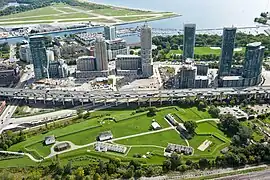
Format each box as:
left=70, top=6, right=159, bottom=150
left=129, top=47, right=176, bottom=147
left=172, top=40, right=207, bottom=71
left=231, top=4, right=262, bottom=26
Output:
left=0, top=86, right=268, bottom=103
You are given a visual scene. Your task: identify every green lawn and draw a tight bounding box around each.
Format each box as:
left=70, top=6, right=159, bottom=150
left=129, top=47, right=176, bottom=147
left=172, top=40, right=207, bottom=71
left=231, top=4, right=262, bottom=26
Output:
left=164, top=47, right=246, bottom=59
left=116, top=130, right=187, bottom=147
left=57, top=108, right=175, bottom=145
left=194, top=47, right=221, bottom=55
left=189, top=134, right=225, bottom=156
left=25, top=143, right=52, bottom=157
left=9, top=107, right=179, bottom=157
left=176, top=107, right=211, bottom=121
left=0, top=157, right=37, bottom=168
left=127, top=147, right=166, bottom=164
left=4, top=106, right=230, bottom=167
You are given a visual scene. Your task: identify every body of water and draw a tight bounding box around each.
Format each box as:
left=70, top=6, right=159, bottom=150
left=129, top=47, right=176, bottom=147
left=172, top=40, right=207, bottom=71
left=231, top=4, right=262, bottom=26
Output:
left=0, top=0, right=269, bottom=44
left=90, top=0, right=270, bottom=29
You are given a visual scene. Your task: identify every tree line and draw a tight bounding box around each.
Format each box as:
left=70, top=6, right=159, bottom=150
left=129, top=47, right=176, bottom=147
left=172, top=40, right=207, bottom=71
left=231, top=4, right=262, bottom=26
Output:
left=152, top=32, right=270, bottom=62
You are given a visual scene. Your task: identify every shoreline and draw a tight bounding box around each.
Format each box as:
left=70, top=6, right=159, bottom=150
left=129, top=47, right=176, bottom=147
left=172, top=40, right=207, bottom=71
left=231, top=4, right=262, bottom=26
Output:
left=84, top=0, right=181, bottom=16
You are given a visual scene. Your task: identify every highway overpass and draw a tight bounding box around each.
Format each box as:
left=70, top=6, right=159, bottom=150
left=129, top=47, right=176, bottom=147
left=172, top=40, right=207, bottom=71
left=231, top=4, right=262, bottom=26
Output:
left=0, top=86, right=269, bottom=106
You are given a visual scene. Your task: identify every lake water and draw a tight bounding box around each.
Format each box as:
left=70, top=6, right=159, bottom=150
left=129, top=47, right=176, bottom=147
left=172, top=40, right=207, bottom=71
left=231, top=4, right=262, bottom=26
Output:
left=0, top=0, right=269, bottom=44
left=90, top=0, right=270, bottom=29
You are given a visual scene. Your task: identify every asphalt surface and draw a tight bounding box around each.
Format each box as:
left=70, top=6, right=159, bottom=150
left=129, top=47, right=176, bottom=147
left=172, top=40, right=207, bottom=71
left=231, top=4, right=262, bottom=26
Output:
left=217, top=169, right=270, bottom=180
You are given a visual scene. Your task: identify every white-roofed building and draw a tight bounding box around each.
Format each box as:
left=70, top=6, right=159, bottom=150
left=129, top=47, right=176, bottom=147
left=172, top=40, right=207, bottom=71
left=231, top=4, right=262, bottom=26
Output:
left=44, top=135, right=55, bottom=145
left=151, top=121, right=161, bottom=130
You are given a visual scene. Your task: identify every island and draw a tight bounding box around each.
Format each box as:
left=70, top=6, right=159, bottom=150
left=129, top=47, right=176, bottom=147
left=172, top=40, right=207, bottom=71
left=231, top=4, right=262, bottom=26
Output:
left=0, top=0, right=179, bottom=26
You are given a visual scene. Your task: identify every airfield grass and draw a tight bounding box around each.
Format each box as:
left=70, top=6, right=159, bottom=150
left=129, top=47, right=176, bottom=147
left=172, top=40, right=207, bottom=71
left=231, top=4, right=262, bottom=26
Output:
left=118, top=16, right=156, bottom=22
left=92, top=8, right=151, bottom=16
left=0, top=6, right=61, bottom=20
left=0, top=3, right=169, bottom=25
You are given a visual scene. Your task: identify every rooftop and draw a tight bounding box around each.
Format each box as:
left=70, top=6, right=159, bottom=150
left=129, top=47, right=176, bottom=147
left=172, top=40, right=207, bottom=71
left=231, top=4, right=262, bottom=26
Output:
left=116, top=55, right=141, bottom=58
left=196, top=76, right=209, bottom=80
left=220, top=76, right=243, bottom=81
left=247, top=42, right=262, bottom=47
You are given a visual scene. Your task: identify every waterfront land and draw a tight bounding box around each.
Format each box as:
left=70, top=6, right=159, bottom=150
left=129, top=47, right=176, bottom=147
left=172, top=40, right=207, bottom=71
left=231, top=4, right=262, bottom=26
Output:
left=0, top=3, right=177, bottom=26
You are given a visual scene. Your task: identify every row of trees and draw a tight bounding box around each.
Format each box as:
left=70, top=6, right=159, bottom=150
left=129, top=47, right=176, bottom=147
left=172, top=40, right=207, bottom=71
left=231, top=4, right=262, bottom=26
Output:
left=0, top=130, right=26, bottom=150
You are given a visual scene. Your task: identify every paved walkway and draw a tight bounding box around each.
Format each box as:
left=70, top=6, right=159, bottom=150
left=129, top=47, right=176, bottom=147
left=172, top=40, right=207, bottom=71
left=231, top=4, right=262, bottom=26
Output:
left=196, top=118, right=220, bottom=123
left=0, top=150, right=42, bottom=162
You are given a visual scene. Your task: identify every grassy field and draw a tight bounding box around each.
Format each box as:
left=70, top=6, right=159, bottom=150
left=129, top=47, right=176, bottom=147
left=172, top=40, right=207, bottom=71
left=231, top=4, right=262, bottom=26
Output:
left=3, top=106, right=230, bottom=167
left=0, top=3, right=176, bottom=25
left=176, top=107, right=212, bottom=121
left=0, top=157, right=37, bottom=168
left=91, top=8, right=151, bottom=16
left=10, top=107, right=178, bottom=157
left=164, top=47, right=246, bottom=59
left=0, top=6, right=60, bottom=20
left=116, top=130, right=187, bottom=147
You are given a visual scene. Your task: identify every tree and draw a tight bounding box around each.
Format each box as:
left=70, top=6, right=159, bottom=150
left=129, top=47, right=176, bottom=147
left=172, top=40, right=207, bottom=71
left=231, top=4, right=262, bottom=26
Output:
left=162, top=159, right=171, bottom=172
left=134, top=169, right=144, bottom=178
left=74, top=167, right=84, bottom=180
left=208, top=105, right=220, bottom=118
left=93, top=173, right=101, bottom=180
left=130, top=50, right=135, bottom=55
left=170, top=153, right=182, bottom=170
left=198, top=101, right=207, bottom=110
left=184, top=121, right=198, bottom=136
left=129, top=160, right=141, bottom=170
left=219, top=114, right=240, bottom=136
left=64, top=161, right=72, bottom=175
left=198, top=158, right=210, bottom=169
left=177, top=164, right=188, bottom=172
left=97, top=160, right=106, bottom=174
left=147, top=107, right=159, bottom=117
left=123, top=167, right=134, bottom=179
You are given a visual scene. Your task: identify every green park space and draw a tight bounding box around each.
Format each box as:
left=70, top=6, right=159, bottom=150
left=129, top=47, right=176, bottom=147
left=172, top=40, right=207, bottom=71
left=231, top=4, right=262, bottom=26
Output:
left=176, top=107, right=212, bottom=121
left=164, top=47, right=246, bottom=60
left=2, top=105, right=233, bottom=168
left=241, top=121, right=265, bottom=142
left=116, top=130, right=187, bottom=147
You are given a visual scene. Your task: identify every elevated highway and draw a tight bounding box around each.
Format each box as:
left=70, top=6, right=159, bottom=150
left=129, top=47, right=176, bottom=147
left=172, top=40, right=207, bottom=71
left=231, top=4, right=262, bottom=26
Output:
left=0, top=86, right=269, bottom=106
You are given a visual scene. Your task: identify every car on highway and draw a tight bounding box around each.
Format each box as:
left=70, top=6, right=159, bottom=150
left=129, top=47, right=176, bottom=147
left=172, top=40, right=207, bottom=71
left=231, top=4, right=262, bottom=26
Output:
left=114, top=94, right=121, bottom=97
